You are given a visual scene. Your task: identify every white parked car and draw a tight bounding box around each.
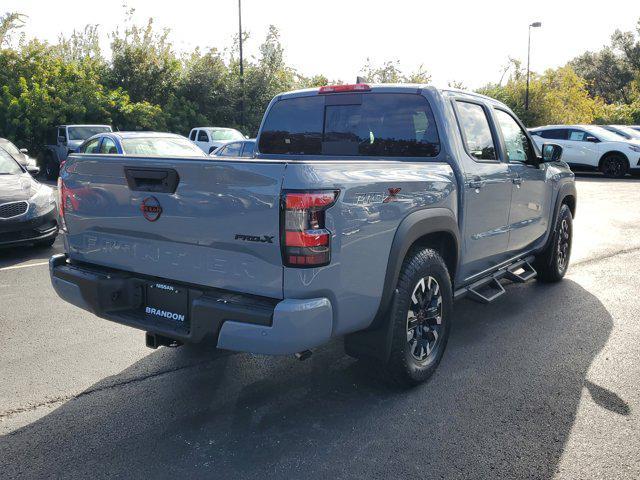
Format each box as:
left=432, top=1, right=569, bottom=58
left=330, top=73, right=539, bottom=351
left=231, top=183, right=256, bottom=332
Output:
left=529, top=125, right=640, bottom=178
left=188, top=127, right=246, bottom=154
left=601, top=125, right=640, bottom=141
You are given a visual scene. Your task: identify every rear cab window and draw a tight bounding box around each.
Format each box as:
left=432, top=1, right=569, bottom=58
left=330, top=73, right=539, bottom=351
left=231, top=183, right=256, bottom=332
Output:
left=258, top=93, right=440, bottom=158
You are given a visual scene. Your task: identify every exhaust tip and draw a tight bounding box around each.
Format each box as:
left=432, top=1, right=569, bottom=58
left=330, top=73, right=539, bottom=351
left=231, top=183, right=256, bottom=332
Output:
left=295, top=350, right=313, bottom=361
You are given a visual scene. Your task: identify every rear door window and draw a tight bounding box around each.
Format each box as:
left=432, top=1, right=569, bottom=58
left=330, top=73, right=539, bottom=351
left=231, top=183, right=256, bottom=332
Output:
left=455, top=101, right=497, bottom=161
left=259, top=93, right=440, bottom=157
left=189, top=130, right=197, bottom=141
left=541, top=129, right=568, bottom=140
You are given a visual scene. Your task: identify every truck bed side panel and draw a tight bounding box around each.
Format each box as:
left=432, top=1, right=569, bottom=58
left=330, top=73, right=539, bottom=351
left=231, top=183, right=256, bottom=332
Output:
left=281, top=161, right=457, bottom=335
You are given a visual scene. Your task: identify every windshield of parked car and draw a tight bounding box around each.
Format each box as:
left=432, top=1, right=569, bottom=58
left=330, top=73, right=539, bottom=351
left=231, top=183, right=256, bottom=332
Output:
left=259, top=93, right=440, bottom=157
left=0, top=148, right=23, bottom=174
left=1, top=141, right=23, bottom=160
left=612, top=126, right=640, bottom=139
left=121, top=137, right=207, bottom=156
left=208, top=129, right=245, bottom=141
left=67, top=126, right=111, bottom=141
left=586, top=126, right=629, bottom=142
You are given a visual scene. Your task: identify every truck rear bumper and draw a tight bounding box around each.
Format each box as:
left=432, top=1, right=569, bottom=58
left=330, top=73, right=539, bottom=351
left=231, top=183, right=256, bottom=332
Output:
left=49, top=254, right=332, bottom=355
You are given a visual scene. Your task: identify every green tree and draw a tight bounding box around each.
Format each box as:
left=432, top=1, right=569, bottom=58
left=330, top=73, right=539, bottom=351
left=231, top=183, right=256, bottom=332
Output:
left=360, top=59, right=431, bottom=84
left=109, top=18, right=181, bottom=106
left=478, top=65, right=597, bottom=126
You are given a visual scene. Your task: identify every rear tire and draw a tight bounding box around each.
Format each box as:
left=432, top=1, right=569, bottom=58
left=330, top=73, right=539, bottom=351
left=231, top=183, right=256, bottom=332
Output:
left=599, top=153, right=628, bottom=178
left=534, top=203, right=572, bottom=283
left=386, top=248, right=453, bottom=387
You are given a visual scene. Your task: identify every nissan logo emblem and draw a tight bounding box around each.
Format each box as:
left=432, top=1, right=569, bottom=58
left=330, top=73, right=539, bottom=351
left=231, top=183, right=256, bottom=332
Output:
left=140, top=196, right=162, bottom=222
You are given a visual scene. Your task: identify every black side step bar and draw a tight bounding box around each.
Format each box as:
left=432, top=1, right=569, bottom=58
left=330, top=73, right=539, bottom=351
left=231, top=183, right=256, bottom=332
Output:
left=504, top=260, right=537, bottom=283
left=454, top=257, right=537, bottom=304
left=467, top=277, right=505, bottom=304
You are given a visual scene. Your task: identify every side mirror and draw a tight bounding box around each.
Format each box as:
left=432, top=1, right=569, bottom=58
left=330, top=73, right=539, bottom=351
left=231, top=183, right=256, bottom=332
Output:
left=542, top=143, right=563, bottom=162
left=26, top=164, right=40, bottom=175
left=19, top=148, right=28, bottom=154
left=586, top=136, right=598, bottom=143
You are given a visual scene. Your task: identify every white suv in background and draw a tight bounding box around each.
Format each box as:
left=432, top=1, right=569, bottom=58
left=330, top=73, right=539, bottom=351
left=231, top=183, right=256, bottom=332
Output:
left=529, top=125, right=640, bottom=178
left=188, top=127, right=246, bottom=154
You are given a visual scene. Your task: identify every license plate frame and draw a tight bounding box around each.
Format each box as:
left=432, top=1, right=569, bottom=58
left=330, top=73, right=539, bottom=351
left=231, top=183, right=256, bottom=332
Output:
left=144, top=282, right=189, bottom=327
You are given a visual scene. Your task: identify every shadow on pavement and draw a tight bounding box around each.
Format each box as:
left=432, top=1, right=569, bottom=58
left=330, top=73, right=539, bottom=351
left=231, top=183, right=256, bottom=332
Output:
left=0, top=239, right=63, bottom=270
left=0, top=279, right=613, bottom=479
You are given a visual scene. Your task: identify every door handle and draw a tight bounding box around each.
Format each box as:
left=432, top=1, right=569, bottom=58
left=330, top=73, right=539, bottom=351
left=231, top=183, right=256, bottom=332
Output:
left=467, top=178, right=485, bottom=190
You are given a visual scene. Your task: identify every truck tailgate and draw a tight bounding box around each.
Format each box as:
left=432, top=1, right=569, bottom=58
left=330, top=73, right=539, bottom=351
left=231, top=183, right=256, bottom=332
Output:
left=61, top=155, right=285, bottom=299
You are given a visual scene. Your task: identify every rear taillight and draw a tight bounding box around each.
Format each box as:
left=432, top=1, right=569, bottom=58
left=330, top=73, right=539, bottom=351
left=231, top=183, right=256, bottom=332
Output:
left=56, top=162, right=67, bottom=231
left=282, top=190, right=338, bottom=267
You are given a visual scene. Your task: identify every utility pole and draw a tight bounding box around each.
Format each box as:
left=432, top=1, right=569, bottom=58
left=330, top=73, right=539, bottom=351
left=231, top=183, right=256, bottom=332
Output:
left=525, top=21, right=542, bottom=111
left=238, top=0, right=244, bottom=128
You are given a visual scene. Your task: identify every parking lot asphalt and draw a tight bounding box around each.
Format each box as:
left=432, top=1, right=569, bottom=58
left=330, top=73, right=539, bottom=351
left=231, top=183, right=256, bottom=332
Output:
left=1, top=174, right=639, bottom=479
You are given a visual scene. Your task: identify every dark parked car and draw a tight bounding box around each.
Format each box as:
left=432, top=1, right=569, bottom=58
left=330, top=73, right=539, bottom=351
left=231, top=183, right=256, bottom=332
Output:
left=0, top=148, right=57, bottom=248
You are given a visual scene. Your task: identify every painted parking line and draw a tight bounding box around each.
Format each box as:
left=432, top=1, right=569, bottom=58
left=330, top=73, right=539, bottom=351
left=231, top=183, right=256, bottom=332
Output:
left=0, top=261, right=49, bottom=272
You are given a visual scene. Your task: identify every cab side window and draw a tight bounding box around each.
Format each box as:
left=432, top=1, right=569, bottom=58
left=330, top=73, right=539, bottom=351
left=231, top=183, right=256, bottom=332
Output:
left=455, top=101, right=497, bottom=161
left=189, top=130, right=197, bottom=141
left=197, top=130, right=209, bottom=142
left=494, top=109, right=534, bottom=163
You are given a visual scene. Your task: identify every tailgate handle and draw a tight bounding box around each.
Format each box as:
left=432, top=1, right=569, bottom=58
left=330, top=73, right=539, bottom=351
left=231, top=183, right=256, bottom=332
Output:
left=124, top=167, right=179, bottom=193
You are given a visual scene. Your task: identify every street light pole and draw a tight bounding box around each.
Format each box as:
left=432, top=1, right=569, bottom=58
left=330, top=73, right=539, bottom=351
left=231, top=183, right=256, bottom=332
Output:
left=238, top=0, right=244, bottom=128
left=525, top=21, right=542, bottom=111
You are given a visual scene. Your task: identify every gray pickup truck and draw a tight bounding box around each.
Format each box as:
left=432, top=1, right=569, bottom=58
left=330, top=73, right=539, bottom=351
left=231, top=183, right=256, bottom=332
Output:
left=50, top=84, right=576, bottom=385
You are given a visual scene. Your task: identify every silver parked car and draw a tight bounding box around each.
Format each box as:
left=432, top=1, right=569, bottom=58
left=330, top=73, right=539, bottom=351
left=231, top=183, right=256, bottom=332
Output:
left=78, top=132, right=208, bottom=157
left=210, top=139, right=256, bottom=158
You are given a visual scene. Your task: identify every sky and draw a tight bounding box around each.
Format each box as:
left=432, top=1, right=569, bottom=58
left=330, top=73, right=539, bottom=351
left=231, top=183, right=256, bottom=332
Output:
left=4, top=0, right=640, bottom=89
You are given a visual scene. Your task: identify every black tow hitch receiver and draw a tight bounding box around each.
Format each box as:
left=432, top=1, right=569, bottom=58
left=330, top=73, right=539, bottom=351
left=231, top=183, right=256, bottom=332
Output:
left=145, top=332, right=183, bottom=349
